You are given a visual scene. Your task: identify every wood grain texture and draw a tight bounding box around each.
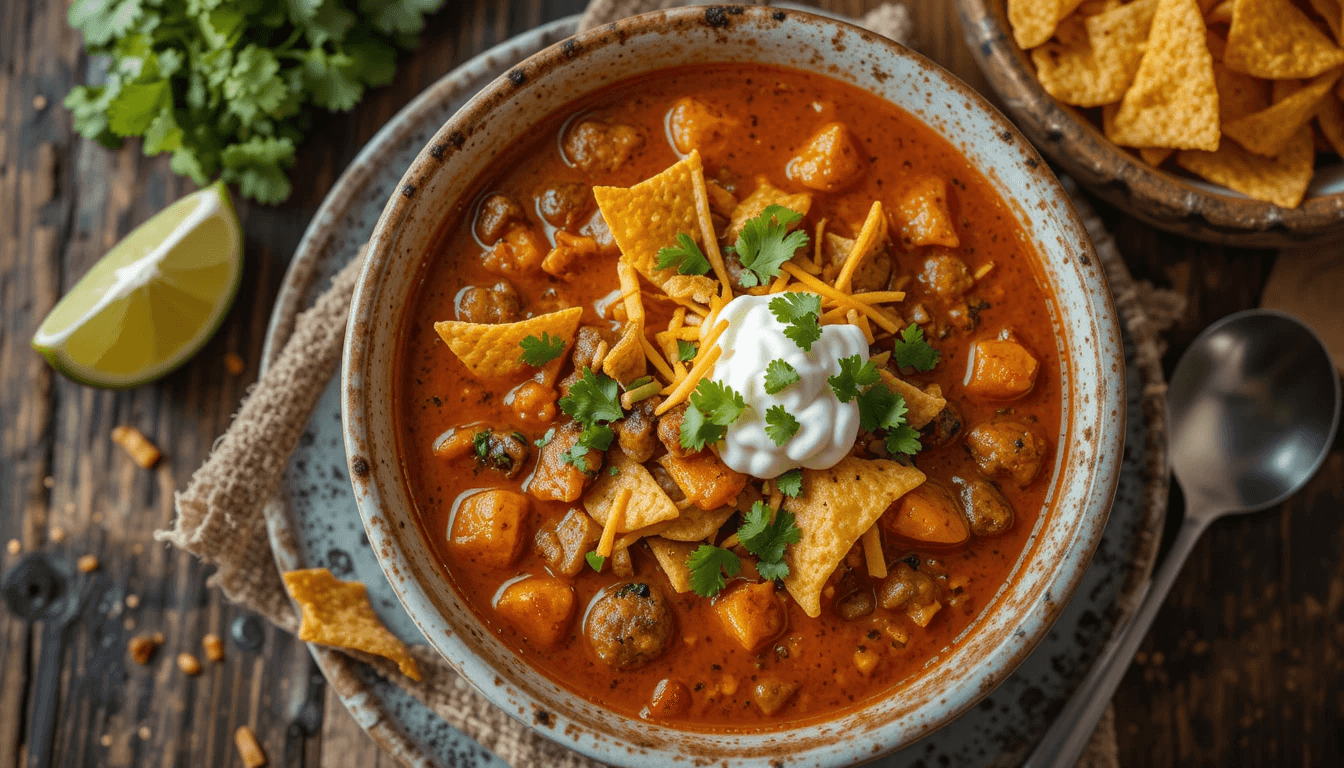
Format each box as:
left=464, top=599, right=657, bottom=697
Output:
left=0, top=1, right=1339, bottom=767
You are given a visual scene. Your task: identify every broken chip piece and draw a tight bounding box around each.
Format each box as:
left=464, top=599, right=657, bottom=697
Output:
left=282, top=568, right=421, bottom=681
left=434, top=306, right=582, bottom=379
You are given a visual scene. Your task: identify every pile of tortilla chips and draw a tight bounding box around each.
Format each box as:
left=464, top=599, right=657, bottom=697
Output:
left=1011, top=0, right=1344, bottom=208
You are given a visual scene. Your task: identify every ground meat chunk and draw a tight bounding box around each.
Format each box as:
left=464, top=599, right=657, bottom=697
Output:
left=916, top=251, right=974, bottom=301
left=964, top=419, right=1048, bottom=487
left=563, top=121, right=644, bottom=174
left=454, top=280, right=521, bottom=324
left=474, top=193, right=526, bottom=245
left=954, top=476, right=1016, bottom=537
left=920, top=403, right=963, bottom=448
left=537, top=182, right=594, bottom=231
left=616, top=397, right=660, bottom=463
left=585, top=582, right=675, bottom=669
left=657, top=403, right=697, bottom=457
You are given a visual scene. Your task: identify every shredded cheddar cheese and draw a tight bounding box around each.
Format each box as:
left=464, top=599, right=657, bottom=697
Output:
left=861, top=525, right=887, bottom=579
left=596, top=488, right=633, bottom=558
left=835, top=201, right=887, bottom=294
left=781, top=264, right=899, bottom=333
left=655, top=344, right=722, bottom=413
left=640, top=335, right=678, bottom=383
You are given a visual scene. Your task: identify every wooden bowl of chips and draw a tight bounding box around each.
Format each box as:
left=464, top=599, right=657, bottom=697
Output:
left=958, top=0, right=1344, bottom=247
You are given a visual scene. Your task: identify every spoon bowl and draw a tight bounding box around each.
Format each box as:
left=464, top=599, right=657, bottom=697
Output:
left=1169, top=309, right=1341, bottom=514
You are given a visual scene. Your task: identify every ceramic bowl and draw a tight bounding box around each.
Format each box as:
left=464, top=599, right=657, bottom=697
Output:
left=957, top=0, right=1344, bottom=248
left=342, top=6, right=1125, bottom=766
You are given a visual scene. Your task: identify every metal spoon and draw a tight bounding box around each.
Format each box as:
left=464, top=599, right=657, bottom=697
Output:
left=1025, top=309, right=1341, bottom=768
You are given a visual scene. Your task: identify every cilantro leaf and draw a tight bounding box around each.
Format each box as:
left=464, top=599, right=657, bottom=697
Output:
left=562, top=424, right=614, bottom=474
left=686, top=545, right=742, bottom=597
left=769, top=293, right=823, bottom=352
left=655, top=232, right=711, bottom=276
left=519, top=332, right=566, bottom=367
left=892, top=323, right=941, bottom=372
left=680, top=380, right=747, bottom=451
left=764, top=405, right=800, bottom=446
left=677, top=340, right=698, bottom=362
left=828, top=355, right=881, bottom=403
left=559, top=368, right=623, bottom=427
left=775, top=469, right=803, bottom=498
left=585, top=552, right=605, bottom=572
left=534, top=427, right=555, bottom=448
left=763, top=359, right=800, bottom=394
left=737, top=502, right=801, bottom=581
left=856, top=383, right=908, bottom=433
left=729, top=205, right=809, bottom=287
left=472, top=429, right=492, bottom=461
left=885, top=424, right=924, bottom=456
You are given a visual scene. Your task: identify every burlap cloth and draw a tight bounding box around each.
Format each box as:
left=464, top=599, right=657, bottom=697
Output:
left=157, top=3, right=1186, bottom=766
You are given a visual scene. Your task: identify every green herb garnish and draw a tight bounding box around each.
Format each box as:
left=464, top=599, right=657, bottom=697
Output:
left=519, top=332, right=566, bottom=367
left=763, top=359, right=800, bottom=394
left=892, top=323, right=941, bottom=372
left=561, top=423, right=614, bottom=474
left=855, top=383, right=922, bottom=457
left=728, top=205, right=809, bottom=287
left=764, top=405, right=800, bottom=446
left=768, top=292, right=823, bottom=352
left=533, top=427, right=555, bottom=448
left=828, top=354, right=881, bottom=403
left=738, top=502, right=801, bottom=582
left=677, top=340, right=698, bottom=362
left=585, top=552, right=605, bottom=572
left=656, top=232, right=711, bottom=276
left=679, top=380, right=747, bottom=452
left=775, top=469, right=803, bottom=498
left=558, top=368, right=624, bottom=427
left=686, top=545, right=742, bottom=597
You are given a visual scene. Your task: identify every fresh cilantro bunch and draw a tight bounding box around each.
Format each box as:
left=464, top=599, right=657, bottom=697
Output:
left=64, top=0, right=445, bottom=203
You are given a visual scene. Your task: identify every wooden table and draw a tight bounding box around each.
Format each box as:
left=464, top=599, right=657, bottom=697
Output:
left=1, top=1, right=1341, bottom=766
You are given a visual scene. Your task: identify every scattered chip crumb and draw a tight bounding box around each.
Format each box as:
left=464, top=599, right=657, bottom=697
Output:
left=100, top=734, right=113, bottom=748
left=77, top=554, right=100, bottom=573
left=225, top=353, right=245, bottom=375
left=50, top=527, right=66, bottom=544
left=111, top=426, right=162, bottom=469
left=234, top=726, right=267, bottom=768
left=6, top=539, right=20, bottom=555
left=137, top=726, right=151, bottom=741
left=177, top=652, right=202, bottom=676
left=43, top=476, right=54, bottom=489
left=129, top=634, right=161, bottom=665
left=32, top=94, right=48, bottom=110
left=125, top=593, right=140, bottom=609
left=203, top=633, right=224, bottom=662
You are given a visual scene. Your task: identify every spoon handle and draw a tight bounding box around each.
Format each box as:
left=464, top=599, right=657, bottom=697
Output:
left=1023, top=513, right=1213, bottom=768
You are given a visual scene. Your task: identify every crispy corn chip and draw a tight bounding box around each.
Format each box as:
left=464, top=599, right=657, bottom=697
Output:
left=1009, top=0, right=1086, bottom=49
left=1034, top=0, right=1159, bottom=107
left=878, top=371, right=947, bottom=430
left=646, top=537, right=698, bottom=593
left=1225, top=0, right=1344, bottom=78
left=1206, top=0, right=1234, bottom=23
left=434, top=306, right=582, bottom=379
left=603, top=262, right=648, bottom=384
left=662, top=274, right=719, bottom=305
left=583, top=447, right=680, bottom=532
left=283, top=569, right=421, bottom=680
left=1308, top=0, right=1343, bottom=40
left=593, top=152, right=708, bottom=293
left=1316, top=92, right=1344, bottom=154
left=1176, top=126, right=1315, bottom=207
left=1214, top=61, right=1271, bottom=124
left=1224, top=69, right=1341, bottom=156
left=1139, top=147, right=1176, bottom=166
left=1108, top=0, right=1220, bottom=151
left=727, top=179, right=812, bottom=241
left=781, top=457, right=926, bottom=617
left=658, top=485, right=759, bottom=542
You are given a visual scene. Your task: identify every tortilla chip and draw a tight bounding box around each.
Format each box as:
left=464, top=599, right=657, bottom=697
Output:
left=583, top=447, right=680, bottom=532
left=1140, top=147, right=1176, bottom=166
left=1009, top=0, right=1084, bottom=49
left=1224, top=70, right=1341, bottom=156
left=659, top=485, right=759, bottom=542
left=283, top=569, right=421, bottom=680
left=593, top=152, right=708, bottom=293
left=781, top=457, right=926, bottom=618
left=434, top=306, right=582, bottom=379
left=1316, top=92, right=1344, bottom=154
left=1214, top=61, right=1271, bottom=124
left=1308, top=0, right=1343, bottom=40
left=727, top=179, right=812, bottom=241
left=646, top=537, right=698, bottom=593
left=1206, top=0, right=1234, bottom=24
left=1225, top=0, right=1344, bottom=78
left=662, top=274, right=719, bottom=306
left=1032, top=17, right=1109, bottom=107
left=603, top=261, right=647, bottom=384
left=1175, top=126, right=1315, bottom=207
left=1108, top=0, right=1220, bottom=151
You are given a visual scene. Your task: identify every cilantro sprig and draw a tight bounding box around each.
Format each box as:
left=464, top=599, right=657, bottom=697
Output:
left=828, top=355, right=881, bottom=403
left=775, top=469, right=803, bottom=498
left=892, top=323, right=941, bottom=372
left=585, top=552, right=605, bottom=572
left=519, top=333, right=565, bottom=367
left=855, top=381, right=922, bottom=457
left=557, top=368, right=624, bottom=472
left=677, top=340, right=698, bottom=362
left=686, top=545, right=742, bottom=597
left=561, top=423, right=614, bottom=474
left=769, top=293, right=823, bottom=352
left=763, top=359, right=800, bottom=394
left=728, top=205, right=809, bottom=287
left=679, top=380, right=747, bottom=452
left=738, top=503, right=802, bottom=582
left=64, top=0, right=443, bottom=203
left=764, top=406, right=800, bottom=446
left=656, top=232, right=711, bottom=276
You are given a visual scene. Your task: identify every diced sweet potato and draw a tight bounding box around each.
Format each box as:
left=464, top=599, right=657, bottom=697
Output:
left=666, top=97, right=737, bottom=158
left=494, top=577, right=576, bottom=650
left=449, top=490, right=531, bottom=569
left=964, top=339, right=1040, bottom=400
left=896, top=176, right=960, bottom=248
left=713, top=581, right=787, bottom=653
left=881, top=482, right=970, bottom=547
left=786, top=123, right=863, bottom=192
left=658, top=452, right=748, bottom=511
left=534, top=508, right=601, bottom=576
left=752, top=678, right=799, bottom=716
left=482, top=222, right=547, bottom=274
left=528, top=421, right=601, bottom=503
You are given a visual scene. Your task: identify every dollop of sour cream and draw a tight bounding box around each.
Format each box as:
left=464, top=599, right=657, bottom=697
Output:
left=709, top=294, right=868, bottom=479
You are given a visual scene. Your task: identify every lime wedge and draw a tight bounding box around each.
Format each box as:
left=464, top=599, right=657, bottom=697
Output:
left=32, top=181, right=243, bottom=388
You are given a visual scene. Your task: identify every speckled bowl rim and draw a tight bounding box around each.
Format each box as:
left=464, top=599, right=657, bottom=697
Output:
left=956, top=0, right=1344, bottom=248
left=341, top=6, right=1126, bottom=766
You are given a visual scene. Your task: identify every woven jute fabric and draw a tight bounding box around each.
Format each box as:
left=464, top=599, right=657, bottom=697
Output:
left=159, top=3, right=1179, bottom=766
